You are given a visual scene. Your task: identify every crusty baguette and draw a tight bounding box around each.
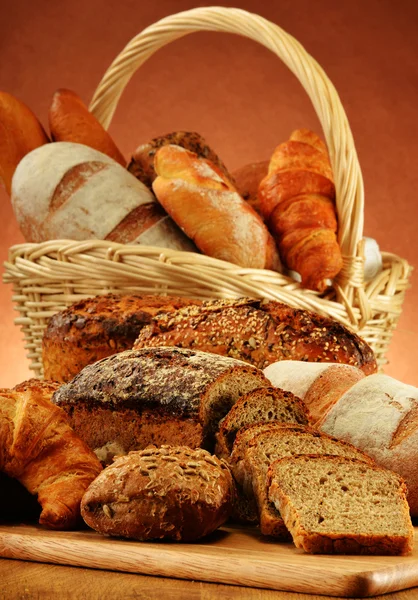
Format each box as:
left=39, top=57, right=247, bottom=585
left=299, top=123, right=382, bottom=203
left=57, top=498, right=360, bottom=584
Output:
left=318, top=373, right=418, bottom=516
left=52, top=347, right=270, bottom=463
left=42, top=293, right=201, bottom=382
left=49, top=88, right=126, bottom=166
left=128, top=131, right=234, bottom=190
left=152, top=144, right=281, bottom=270
left=133, top=297, right=377, bottom=375
left=81, top=446, right=235, bottom=541
left=267, top=455, right=414, bottom=555
left=263, top=361, right=365, bottom=424
left=0, top=91, right=49, bottom=195
left=0, top=379, right=102, bottom=529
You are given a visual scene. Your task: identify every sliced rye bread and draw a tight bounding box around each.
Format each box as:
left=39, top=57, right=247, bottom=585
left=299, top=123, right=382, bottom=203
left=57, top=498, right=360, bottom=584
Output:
left=231, top=424, right=374, bottom=538
left=215, top=387, right=309, bottom=460
left=267, top=455, right=414, bottom=555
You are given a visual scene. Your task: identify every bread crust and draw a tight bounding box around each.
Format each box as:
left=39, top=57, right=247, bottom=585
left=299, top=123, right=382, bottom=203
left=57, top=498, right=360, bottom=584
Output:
left=52, top=347, right=269, bottom=460
left=81, top=446, right=235, bottom=541
left=42, top=293, right=200, bottom=382
left=133, top=297, right=377, bottom=374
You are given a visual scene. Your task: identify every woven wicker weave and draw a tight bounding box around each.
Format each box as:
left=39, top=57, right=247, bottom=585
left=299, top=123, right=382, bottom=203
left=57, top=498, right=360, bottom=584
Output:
left=2, top=7, right=412, bottom=378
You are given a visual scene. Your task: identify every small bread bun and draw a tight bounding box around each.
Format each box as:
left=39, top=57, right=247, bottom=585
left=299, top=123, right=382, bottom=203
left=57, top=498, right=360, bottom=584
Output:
left=81, top=446, right=235, bottom=541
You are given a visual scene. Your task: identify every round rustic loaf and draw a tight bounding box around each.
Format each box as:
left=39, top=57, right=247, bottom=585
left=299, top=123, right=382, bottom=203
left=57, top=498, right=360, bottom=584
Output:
left=42, top=293, right=201, bottom=382
left=81, top=446, right=235, bottom=541
left=10, top=141, right=196, bottom=251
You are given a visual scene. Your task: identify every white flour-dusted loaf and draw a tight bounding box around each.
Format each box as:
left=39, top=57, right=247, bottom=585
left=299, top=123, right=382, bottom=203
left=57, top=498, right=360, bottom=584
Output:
left=263, top=360, right=364, bottom=424
left=11, top=141, right=196, bottom=251
left=318, top=373, right=418, bottom=515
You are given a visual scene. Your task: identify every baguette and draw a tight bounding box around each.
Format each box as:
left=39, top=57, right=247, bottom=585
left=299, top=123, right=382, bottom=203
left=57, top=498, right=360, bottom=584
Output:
left=152, top=144, right=281, bottom=270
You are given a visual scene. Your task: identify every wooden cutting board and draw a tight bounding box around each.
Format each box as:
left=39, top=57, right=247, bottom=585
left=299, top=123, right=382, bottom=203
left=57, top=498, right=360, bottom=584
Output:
left=1, top=524, right=418, bottom=597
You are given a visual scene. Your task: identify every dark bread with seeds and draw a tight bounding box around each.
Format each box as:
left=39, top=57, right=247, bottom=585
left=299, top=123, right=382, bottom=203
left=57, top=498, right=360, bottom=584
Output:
left=215, top=387, right=309, bottom=460
left=52, top=347, right=269, bottom=464
left=133, top=298, right=377, bottom=374
left=267, top=455, right=414, bottom=555
left=230, top=423, right=374, bottom=538
left=81, top=446, right=235, bottom=541
left=42, top=294, right=201, bottom=383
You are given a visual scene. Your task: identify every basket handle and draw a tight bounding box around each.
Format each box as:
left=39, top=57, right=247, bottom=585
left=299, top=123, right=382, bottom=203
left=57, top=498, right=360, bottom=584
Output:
left=89, top=6, right=365, bottom=303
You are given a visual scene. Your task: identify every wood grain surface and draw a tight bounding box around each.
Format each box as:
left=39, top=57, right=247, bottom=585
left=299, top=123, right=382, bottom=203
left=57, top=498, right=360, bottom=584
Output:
left=1, top=524, right=418, bottom=598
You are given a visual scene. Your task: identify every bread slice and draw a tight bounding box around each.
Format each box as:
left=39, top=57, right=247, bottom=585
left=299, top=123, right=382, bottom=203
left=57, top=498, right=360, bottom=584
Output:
left=232, top=424, right=373, bottom=538
left=267, top=455, right=414, bottom=555
left=215, top=387, right=309, bottom=459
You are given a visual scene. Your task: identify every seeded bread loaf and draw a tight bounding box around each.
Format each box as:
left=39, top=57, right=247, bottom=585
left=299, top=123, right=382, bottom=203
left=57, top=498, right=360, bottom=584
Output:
left=267, top=455, right=414, bottom=555
left=318, top=373, right=418, bottom=516
left=81, top=446, right=235, bottom=541
left=134, top=298, right=377, bottom=374
left=263, top=361, right=365, bottom=424
left=215, top=387, right=309, bottom=459
left=42, top=293, right=200, bottom=382
left=230, top=424, right=373, bottom=538
left=52, top=347, right=269, bottom=464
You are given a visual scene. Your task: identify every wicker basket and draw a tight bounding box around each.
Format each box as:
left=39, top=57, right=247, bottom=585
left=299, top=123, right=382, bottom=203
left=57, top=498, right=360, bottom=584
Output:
left=2, top=6, right=412, bottom=378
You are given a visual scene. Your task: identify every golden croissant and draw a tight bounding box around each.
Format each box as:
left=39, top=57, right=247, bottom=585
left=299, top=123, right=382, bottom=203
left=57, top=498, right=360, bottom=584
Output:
left=0, top=378, right=102, bottom=529
left=258, top=128, right=343, bottom=292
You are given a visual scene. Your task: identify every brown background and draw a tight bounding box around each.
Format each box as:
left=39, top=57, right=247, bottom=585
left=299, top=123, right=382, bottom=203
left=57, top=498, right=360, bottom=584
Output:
left=0, top=0, right=417, bottom=388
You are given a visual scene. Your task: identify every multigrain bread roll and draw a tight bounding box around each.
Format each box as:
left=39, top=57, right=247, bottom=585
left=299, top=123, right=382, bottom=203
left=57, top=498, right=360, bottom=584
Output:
left=215, top=387, right=309, bottom=459
left=52, top=347, right=270, bottom=464
left=42, top=293, right=201, bottom=382
left=229, top=423, right=374, bottom=538
left=267, top=455, right=414, bottom=555
left=318, top=374, right=418, bottom=516
left=11, top=141, right=196, bottom=251
left=263, top=361, right=365, bottom=424
left=128, top=131, right=235, bottom=190
left=134, top=298, right=377, bottom=375
left=81, top=446, right=235, bottom=542
left=152, top=145, right=281, bottom=270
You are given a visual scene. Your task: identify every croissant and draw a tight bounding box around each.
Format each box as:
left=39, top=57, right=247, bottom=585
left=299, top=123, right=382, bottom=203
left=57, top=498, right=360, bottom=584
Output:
left=0, top=378, right=102, bottom=529
left=152, top=144, right=281, bottom=271
left=258, top=129, right=343, bottom=292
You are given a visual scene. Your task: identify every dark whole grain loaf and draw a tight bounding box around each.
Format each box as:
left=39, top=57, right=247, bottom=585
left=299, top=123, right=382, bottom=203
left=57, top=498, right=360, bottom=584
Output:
left=52, top=347, right=270, bottom=464
left=133, top=298, right=377, bottom=374
left=42, top=293, right=200, bottom=383
left=81, top=445, right=235, bottom=542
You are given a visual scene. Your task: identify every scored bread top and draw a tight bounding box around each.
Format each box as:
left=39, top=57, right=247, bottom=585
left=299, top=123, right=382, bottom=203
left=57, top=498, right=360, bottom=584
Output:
left=133, top=297, right=377, bottom=374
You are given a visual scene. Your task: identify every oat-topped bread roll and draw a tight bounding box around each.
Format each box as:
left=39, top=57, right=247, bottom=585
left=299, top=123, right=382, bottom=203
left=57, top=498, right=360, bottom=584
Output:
left=42, top=293, right=201, bottom=383
left=267, top=455, right=414, bottom=555
left=134, top=298, right=377, bottom=375
left=263, top=361, right=365, bottom=424
left=152, top=145, right=281, bottom=270
left=52, top=347, right=269, bottom=464
left=229, top=423, right=373, bottom=538
left=128, top=131, right=234, bottom=190
left=81, top=446, right=235, bottom=542
left=215, top=387, right=309, bottom=460
left=0, top=378, right=102, bottom=530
